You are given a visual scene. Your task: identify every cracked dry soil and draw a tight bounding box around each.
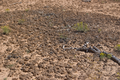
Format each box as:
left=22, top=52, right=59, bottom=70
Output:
left=0, top=0, right=120, bottom=80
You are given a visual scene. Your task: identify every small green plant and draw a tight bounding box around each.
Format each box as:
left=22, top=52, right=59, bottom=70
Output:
left=25, top=49, right=30, bottom=54
left=117, top=72, right=120, bottom=80
left=73, top=22, right=89, bottom=32
left=98, top=29, right=101, bottom=33
left=18, top=19, right=24, bottom=25
left=63, top=9, right=66, bottom=11
left=1, top=26, right=10, bottom=34
left=5, top=8, right=9, bottom=12
left=60, top=34, right=67, bottom=39
left=4, top=78, right=7, bottom=80
left=106, top=54, right=112, bottom=59
left=100, top=53, right=112, bottom=59
left=115, top=44, right=120, bottom=51
left=25, top=9, right=29, bottom=12
left=100, top=53, right=106, bottom=59
left=5, top=64, right=14, bottom=68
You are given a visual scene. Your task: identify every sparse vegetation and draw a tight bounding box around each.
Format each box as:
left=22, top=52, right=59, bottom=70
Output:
left=25, top=9, right=29, bottom=12
left=60, top=34, right=67, bottom=39
left=1, top=26, right=10, bottom=34
left=117, top=72, right=120, bottom=80
left=18, top=19, right=25, bottom=25
left=106, top=54, right=112, bottom=59
left=115, top=44, right=120, bottom=52
left=100, top=53, right=106, bottom=59
left=5, top=8, right=10, bottom=12
left=25, top=49, right=30, bottom=54
left=5, top=64, right=14, bottom=68
left=100, top=53, right=112, bottom=59
left=98, top=28, right=102, bottom=33
left=0, top=0, right=120, bottom=80
left=73, top=22, right=89, bottom=32
left=4, top=78, right=7, bottom=80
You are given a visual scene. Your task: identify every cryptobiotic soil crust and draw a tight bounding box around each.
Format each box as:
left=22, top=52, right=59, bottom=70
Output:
left=0, top=0, right=120, bottom=80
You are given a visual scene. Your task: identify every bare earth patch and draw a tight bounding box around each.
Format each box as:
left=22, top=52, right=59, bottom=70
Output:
left=0, top=0, right=120, bottom=80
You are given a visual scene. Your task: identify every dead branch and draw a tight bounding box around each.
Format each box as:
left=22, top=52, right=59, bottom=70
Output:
left=76, top=46, right=120, bottom=65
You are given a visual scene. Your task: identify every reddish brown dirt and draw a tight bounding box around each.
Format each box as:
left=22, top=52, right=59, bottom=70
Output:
left=0, top=0, right=120, bottom=80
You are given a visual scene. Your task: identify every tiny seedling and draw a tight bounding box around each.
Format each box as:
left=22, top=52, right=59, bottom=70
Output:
left=1, top=26, right=10, bottom=34
left=5, top=8, right=10, bottom=12
left=115, top=44, right=120, bottom=52
left=73, top=22, right=89, bottom=32
left=60, top=34, right=67, bottom=39
left=18, top=19, right=24, bottom=25
left=98, top=29, right=102, bottom=33
left=25, top=9, right=29, bottom=12
left=25, top=49, right=30, bottom=54
left=5, top=64, right=14, bottom=68
left=63, top=9, right=66, bottom=11
left=4, top=78, right=7, bottom=80
left=117, top=72, right=120, bottom=80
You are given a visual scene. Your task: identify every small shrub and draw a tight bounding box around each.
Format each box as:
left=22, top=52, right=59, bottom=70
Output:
left=117, top=72, right=120, bottom=80
left=115, top=44, right=120, bottom=52
left=60, top=34, right=67, bottom=39
left=18, top=19, right=24, bottom=25
left=100, top=53, right=106, bottom=59
left=25, top=49, right=30, bottom=54
left=7, top=64, right=13, bottom=68
left=5, top=8, right=9, bottom=12
left=106, top=54, right=112, bottom=59
left=4, top=78, right=7, bottom=80
left=98, top=28, right=102, bottom=33
left=25, top=9, right=29, bottom=12
left=100, top=53, right=112, bottom=59
left=73, top=22, right=89, bottom=32
left=1, top=26, right=10, bottom=34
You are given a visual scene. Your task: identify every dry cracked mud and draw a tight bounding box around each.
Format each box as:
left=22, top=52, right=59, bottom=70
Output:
left=0, top=0, right=120, bottom=80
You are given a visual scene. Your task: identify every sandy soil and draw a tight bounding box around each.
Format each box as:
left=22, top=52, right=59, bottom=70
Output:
left=0, top=0, right=120, bottom=80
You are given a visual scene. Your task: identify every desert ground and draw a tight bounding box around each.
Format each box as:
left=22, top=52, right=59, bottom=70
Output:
left=0, top=0, right=120, bottom=80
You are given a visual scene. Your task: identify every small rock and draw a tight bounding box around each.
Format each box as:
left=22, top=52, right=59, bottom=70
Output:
left=53, top=26, right=58, bottom=29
